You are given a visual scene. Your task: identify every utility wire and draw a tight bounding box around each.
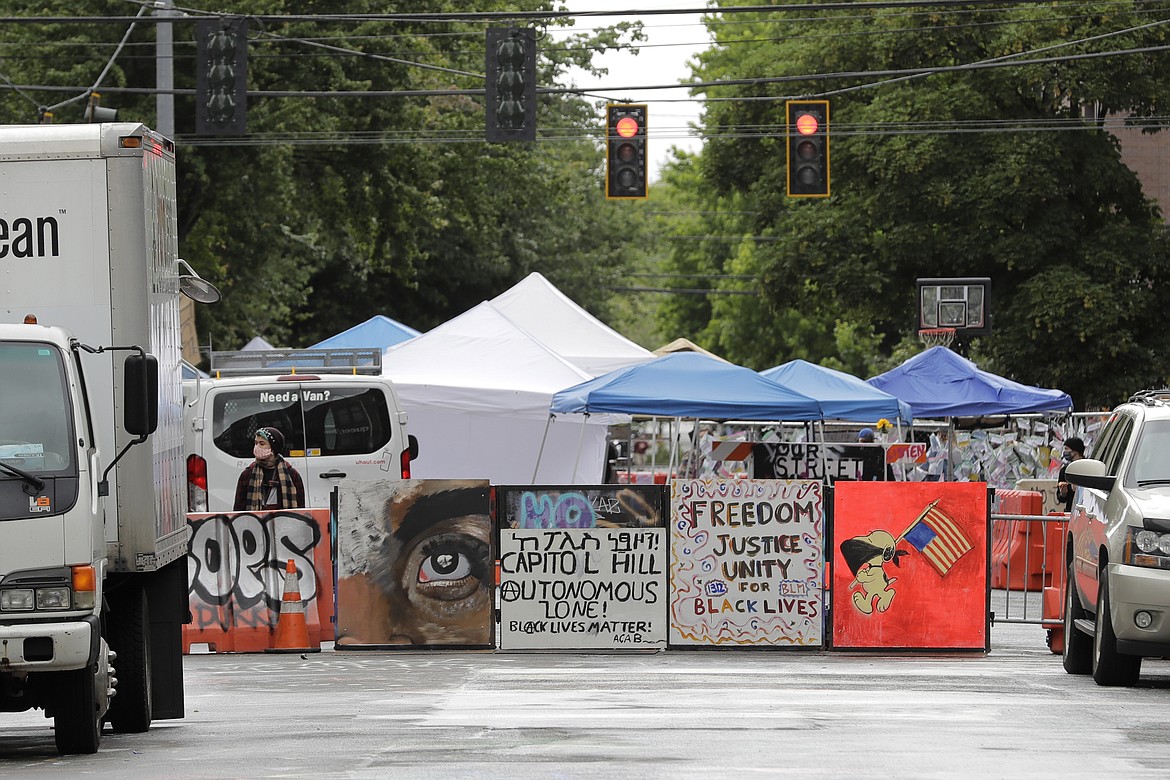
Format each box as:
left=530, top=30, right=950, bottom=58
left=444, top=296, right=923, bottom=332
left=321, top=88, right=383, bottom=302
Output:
left=8, top=38, right=1170, bottom=102
left=0, top=2, right=1089, bottom=25
left=41, top=3, right=148, bottom=115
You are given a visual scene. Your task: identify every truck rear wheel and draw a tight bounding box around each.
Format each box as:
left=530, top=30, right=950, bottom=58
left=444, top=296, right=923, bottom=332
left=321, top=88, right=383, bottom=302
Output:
left=106, top=586, right=152, bottom=733
left=54, top=664, right=102, bottom=755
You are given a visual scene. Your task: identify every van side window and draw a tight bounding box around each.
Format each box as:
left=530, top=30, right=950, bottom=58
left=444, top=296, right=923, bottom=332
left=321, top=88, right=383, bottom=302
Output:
left=302, top=387, right=390, bottom=456
left=212, top=391, right=304, bottom=458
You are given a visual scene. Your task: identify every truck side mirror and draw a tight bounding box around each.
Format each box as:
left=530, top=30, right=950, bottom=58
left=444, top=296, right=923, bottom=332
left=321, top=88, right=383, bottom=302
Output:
left=124, top=353, right=159, bottom=436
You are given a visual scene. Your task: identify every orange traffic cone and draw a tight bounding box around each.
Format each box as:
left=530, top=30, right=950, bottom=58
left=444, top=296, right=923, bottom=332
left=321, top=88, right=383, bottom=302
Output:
left=265, top=559, right=320, bottom=654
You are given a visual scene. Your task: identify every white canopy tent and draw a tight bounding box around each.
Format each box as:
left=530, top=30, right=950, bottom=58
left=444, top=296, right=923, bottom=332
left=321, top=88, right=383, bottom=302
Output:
left=380, top=301, right=614, bottom=484
left=491, top=272, right=655, bottom=377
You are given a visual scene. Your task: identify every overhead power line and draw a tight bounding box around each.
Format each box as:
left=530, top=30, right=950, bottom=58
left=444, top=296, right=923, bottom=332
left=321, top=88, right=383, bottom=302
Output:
left=0, top=2, right=1095, bottom=25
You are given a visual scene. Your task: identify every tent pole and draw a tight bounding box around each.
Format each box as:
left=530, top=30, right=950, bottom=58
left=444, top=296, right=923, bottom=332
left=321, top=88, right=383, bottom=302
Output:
left=532, top=413, right=554, bottom=483
left=947, top=417, right=955, bottom=481
left=571, top=413, right=589, bottom=483
left=668, top=417, right=681, bottom=476
left=687, top=418, right=702, bottom=478
left=817, top=419, right=829, bottom=483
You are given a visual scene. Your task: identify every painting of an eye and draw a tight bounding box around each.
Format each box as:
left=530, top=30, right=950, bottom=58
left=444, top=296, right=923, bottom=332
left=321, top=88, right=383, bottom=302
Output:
left=419, top=551, right=471, bottom=582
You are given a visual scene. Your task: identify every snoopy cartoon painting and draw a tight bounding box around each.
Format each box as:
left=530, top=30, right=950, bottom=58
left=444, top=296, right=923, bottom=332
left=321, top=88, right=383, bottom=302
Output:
left=832, top=482, right=989, bottom=650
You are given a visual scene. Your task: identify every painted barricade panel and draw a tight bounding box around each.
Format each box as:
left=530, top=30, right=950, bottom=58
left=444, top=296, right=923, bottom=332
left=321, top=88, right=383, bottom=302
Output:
left=496, top=485, right=669, bottom=650
left=669, top=479, right=826, bottom=647
left=183, top=508, right=333, bottom=653
left=752, top=443, right=863, bottom=482
left=831, top=482, right=990, bottom=651
left=335, top=479, right=493, bottom=649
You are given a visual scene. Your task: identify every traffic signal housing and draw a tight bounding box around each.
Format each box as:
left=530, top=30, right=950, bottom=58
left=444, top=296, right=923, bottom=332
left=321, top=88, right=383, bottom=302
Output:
left=786, top=100, right=829, bottom=198
left=196, top=19, right=248, bottom=136
left=606, top=103, right=648, bottom=200
left=485, top=27, right=536, bottom=142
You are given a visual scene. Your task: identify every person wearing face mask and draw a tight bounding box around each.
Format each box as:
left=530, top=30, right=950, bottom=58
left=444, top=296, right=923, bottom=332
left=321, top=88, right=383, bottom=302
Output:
left=233, top=426, right=305, bottom=511
left=1055, top=436, right=1085, bottom=513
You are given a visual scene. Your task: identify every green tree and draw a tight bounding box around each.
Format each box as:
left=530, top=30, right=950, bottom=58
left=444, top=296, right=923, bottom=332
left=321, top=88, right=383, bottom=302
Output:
left=675, top=1, right=1170, bottom=405
left=0, top=2, right=649, bottom=355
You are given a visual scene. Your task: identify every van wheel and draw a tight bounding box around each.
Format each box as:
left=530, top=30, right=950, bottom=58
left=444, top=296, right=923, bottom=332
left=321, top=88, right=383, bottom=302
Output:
left=1062, top=560, right=1091, bottom=674
left=1092, top=575, right=1141, bottom=686
left=54, top=664, right=102, bottom=755
left=106, top=586, right=152, bottom=733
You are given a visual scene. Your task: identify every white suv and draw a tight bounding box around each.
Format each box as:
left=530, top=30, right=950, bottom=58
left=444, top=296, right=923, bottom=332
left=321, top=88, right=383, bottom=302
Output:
left=1062, top=390, right=1170, bottom=685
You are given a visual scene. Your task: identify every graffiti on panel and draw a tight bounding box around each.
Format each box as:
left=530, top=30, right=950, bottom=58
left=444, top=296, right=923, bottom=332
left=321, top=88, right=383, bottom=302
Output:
left=499, top=484, right=667, bottom=530
left=669, top=479, right=825, bottom=647
left=751, top=442, right=863, bottom=482
left=831, top=481, right=989, bottom=650
left=498, top=527, right=667, bottom=650
left=185, top=509, right=332, bottom=647
left=336, top=479, right=493, bottom=648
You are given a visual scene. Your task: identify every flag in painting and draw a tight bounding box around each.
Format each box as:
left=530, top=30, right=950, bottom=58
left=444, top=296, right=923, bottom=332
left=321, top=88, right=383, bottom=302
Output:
left=902, top=500, right=972, bottom=577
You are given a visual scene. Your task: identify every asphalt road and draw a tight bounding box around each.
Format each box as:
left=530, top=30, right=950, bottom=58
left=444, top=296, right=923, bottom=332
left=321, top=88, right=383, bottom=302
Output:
left=2, top=620, right=1169, bottom=779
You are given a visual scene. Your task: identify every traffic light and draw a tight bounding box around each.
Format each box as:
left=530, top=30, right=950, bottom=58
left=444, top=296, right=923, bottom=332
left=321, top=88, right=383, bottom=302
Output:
left=786, top=100, right=830, bottom=198
left=606, top=103, right=648, bottom=200
left=485, top=27, right=536, bottom=142
left=196, top=19, right=248, bottom=136
left=83, top=92, right=117, bottom=123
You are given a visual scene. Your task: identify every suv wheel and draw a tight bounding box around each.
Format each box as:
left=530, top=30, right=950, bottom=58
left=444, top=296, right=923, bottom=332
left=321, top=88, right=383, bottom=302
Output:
left=1062, top=559, right=1091, bottom=674
left=1091, top=574, right=1141, bottom=686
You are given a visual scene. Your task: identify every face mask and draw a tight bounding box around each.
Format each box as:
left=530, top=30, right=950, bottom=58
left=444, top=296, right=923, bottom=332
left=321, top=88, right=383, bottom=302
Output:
left=1062, top=452, right=1074, bottom=463
left=254, top=444, right=273, bottom=460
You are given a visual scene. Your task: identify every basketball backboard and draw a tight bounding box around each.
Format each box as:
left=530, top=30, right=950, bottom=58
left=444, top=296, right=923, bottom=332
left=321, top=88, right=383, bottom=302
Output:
left=916, top=277, right=991, bottom=337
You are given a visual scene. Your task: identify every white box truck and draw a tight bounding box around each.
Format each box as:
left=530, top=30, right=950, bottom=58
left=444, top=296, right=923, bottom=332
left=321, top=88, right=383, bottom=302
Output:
left=0, top=124, right=215, bottom=753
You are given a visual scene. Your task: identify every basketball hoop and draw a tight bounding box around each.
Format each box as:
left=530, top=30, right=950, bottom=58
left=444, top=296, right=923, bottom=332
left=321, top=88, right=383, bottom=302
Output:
left=918, top=327, right=956, bottom=349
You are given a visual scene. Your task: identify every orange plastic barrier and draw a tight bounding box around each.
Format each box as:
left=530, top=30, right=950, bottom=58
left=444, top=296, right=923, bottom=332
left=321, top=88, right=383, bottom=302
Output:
left=992, top=490, right=1065, bottom=590
left=1043, top=586, right=1064, bottom=654
left=183, top=509, right=334, bottom=653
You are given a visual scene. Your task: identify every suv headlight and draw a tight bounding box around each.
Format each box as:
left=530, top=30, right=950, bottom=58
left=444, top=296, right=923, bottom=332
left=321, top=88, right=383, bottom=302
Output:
left=1128, top=528, right=1170, bottom=568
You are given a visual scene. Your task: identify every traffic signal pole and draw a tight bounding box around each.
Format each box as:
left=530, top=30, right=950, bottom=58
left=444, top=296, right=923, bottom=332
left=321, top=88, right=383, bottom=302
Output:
left=155, top=0, right=175, bottom=138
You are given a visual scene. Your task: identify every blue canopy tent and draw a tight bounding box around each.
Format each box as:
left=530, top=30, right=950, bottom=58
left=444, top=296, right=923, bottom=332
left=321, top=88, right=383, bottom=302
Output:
left=551, top=352, right=824, bottom=421
left=868, top=347, right=1072, bottom=481
left=545, top=352, right=824, bottom=480
left=761, top=359, right=912, bottom=424
left=309, top=315, right=420, bottom=351
left=867, top=346, right=1072, bottom=418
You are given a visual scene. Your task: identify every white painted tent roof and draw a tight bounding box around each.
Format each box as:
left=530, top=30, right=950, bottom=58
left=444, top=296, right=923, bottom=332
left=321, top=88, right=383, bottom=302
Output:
left=380, top=301, right=595, bottom=418
left=490, top=272, right=654, bottom=377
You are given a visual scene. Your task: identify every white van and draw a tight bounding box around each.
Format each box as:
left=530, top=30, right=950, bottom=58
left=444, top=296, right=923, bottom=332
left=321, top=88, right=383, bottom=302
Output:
left=182, top=348, right=417, bottom=511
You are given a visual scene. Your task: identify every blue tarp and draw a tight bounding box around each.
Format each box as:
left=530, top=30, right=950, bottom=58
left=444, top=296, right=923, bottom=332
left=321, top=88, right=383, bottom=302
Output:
left=551, top=352, right=823, bottom=421
left=309, top=315, right=420, bottom=351
left=867, top=346, right=1072, bottom=418
left=761, top=359, right=912, bottom=423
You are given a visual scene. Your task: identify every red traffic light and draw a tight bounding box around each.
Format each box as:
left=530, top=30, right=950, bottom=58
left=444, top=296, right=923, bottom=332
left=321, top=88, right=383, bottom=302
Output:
left=606, top=104, right=648, bottom=200
left=795, top=113, right=819, bottom=135
left=616, top=116, right=639, bottom=138
left=786, top=100, right=829, bottom=198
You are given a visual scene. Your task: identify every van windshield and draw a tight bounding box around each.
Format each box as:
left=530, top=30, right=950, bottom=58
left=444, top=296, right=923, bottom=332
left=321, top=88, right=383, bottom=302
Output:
left=0, top=341, right=74, bottom=474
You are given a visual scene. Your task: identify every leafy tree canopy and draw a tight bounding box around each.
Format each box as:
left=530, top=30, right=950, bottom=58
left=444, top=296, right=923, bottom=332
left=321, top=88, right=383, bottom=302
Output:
left=0, top=1, right=650, bottom=356
left=658, top=0, right=1170, bottom=408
